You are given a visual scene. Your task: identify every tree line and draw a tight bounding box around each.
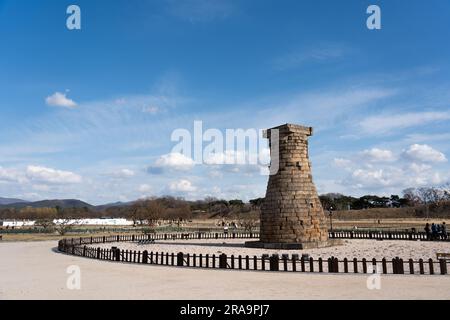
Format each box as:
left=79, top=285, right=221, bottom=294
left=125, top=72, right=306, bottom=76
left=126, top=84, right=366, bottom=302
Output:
left=1, top=186, right=449, bottom=223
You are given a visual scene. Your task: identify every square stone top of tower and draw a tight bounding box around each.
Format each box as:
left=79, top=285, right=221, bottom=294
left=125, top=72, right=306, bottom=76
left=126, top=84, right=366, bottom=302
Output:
left=263, top=123, right=313, bottom=138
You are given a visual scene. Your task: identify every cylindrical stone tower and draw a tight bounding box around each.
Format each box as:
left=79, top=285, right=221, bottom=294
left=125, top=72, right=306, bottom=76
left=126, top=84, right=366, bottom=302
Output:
left=247, top=123, right=332, bottom=249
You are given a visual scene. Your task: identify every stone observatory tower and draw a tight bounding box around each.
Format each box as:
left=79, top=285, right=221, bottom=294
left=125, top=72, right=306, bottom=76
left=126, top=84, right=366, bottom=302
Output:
left=247, top=123, right=333, bottom=249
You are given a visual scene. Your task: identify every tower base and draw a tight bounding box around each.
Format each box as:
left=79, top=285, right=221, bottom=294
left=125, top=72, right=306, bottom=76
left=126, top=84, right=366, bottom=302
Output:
left=244, top=239, right=342, bottom=250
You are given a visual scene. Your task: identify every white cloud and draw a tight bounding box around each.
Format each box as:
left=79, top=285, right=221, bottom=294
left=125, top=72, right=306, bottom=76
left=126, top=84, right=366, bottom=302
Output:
left=204, top=149, right=267, bottom=166
left=402, top=144, right=447, bottom=163
left=169, top=179, right=196, bottom=192
left=0, top=167, right=25, bottom=183
left=208, top=170, right=223, bottom=179
left=344, top=161, right=447, bottom=192
left=334, top=143, right=449, bottom=194
left=142, top=106, right=160, bottom=114
left=138, top=184, right=152, bottom=193
left=32, top=184, right=51, bottom=192
left=359, top=111, right=450, bottom=135
left=45, top=92, right=77, bottom=108
left=154, top=153, right=195, bottom=171
left=26, top=165, right=82, bottom=184
left=351, top=168, right=395, bottom=188
left=204, top=150, right=243, bottom=165
left=361, top=148, right=396, bottom=162
left=408, top=162, right=432, bottom=174
left=273, top=44, right=348, bottom=70
left=110, top=169, right=135, bottom=179
left=333, top=158, right=353, bottom=168
left=256, top=87, right=396, bottom=128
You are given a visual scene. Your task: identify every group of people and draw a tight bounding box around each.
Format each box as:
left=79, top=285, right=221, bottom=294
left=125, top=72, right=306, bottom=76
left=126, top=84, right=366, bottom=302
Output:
left=424, top=222, right=447, bottom=240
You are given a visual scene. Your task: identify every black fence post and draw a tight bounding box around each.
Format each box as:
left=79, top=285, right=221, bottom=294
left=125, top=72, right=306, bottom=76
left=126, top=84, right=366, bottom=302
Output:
left=293, top=254, right=299, bottom=272
left=262, top=255, right=268, bottom=271
left=334, top=257, right=339, bottom=273
left=269, top=254, right=279, bottom=271
left=327, top=258, right=333, bottom=273
left=282, top=254, right=288, bottom=271
left=409, top=259, right=414, bottom=275
left=219, top=254, right=227, bottom=269
left=439, top=259, right=448, bottom=275
left=392, top=258, right=398, bottom=274
left=371, top=258, right=377, bottom=274
left=429, top=258, right=434, bottom=275
left=142, top=250, right=148, bottom=264
left=419, top=259, right=424, bottom=274
left=177, top=252, right=184, bottom=266
left=362, top=258, right=367, bottom=273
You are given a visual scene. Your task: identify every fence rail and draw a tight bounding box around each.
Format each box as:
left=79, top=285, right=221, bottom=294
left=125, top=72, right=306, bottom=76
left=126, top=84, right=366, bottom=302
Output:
left=57, top=232, right=450, bottom=276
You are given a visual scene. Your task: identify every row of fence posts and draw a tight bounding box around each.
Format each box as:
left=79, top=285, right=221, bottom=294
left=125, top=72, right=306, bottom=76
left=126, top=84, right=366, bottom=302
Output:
left=68, top=232, right=258, bottom=246
left=329, top=230, right=449, bottom=241
left=60, top=230, right=450, bottom=248
left=71, top=246, right=448, bottom=276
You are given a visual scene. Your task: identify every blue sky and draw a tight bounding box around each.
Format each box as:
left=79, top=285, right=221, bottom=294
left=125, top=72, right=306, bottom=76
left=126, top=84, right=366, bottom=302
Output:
left=1, top=0, right=450, bottom=204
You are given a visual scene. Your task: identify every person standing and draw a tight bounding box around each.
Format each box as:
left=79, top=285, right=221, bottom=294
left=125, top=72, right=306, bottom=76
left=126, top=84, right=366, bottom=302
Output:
left=425, top=223, right=431, bottom=240
left=431, top=223, right=438, bottom=240
left=442, top=222, right=447, bottom=240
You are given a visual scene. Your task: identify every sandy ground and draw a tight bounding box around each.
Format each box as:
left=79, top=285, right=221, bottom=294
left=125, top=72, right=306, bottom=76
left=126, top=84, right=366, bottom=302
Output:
left=91, top=239, right=450, bottom=260
left=1, top=241, right=450, bottom=300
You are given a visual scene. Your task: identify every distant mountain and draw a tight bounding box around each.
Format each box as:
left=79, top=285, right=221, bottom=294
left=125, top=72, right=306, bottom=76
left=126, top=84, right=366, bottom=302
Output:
left=0, top=199, right=93, bottom=209
left=94, top=201, right=136, bottom=211
left=0, top=197, right=27, bottom=205
left=0, top=198, right=142, bottom=211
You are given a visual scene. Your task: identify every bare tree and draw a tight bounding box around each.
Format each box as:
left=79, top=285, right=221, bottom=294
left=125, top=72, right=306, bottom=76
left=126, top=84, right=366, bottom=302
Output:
left=404, top=186, right=450, bottom=219
left=55, top=218, right=78, bottom=236
left=35, top=218, right=55, bottom=233
left=131, top=199, right=165, bottom=233
left=238, top=215, right=258, bottom=232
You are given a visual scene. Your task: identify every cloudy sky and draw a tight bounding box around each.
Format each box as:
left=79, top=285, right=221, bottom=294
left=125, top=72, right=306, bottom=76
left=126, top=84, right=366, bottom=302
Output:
left=1, top=0, right=450, bottom=204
